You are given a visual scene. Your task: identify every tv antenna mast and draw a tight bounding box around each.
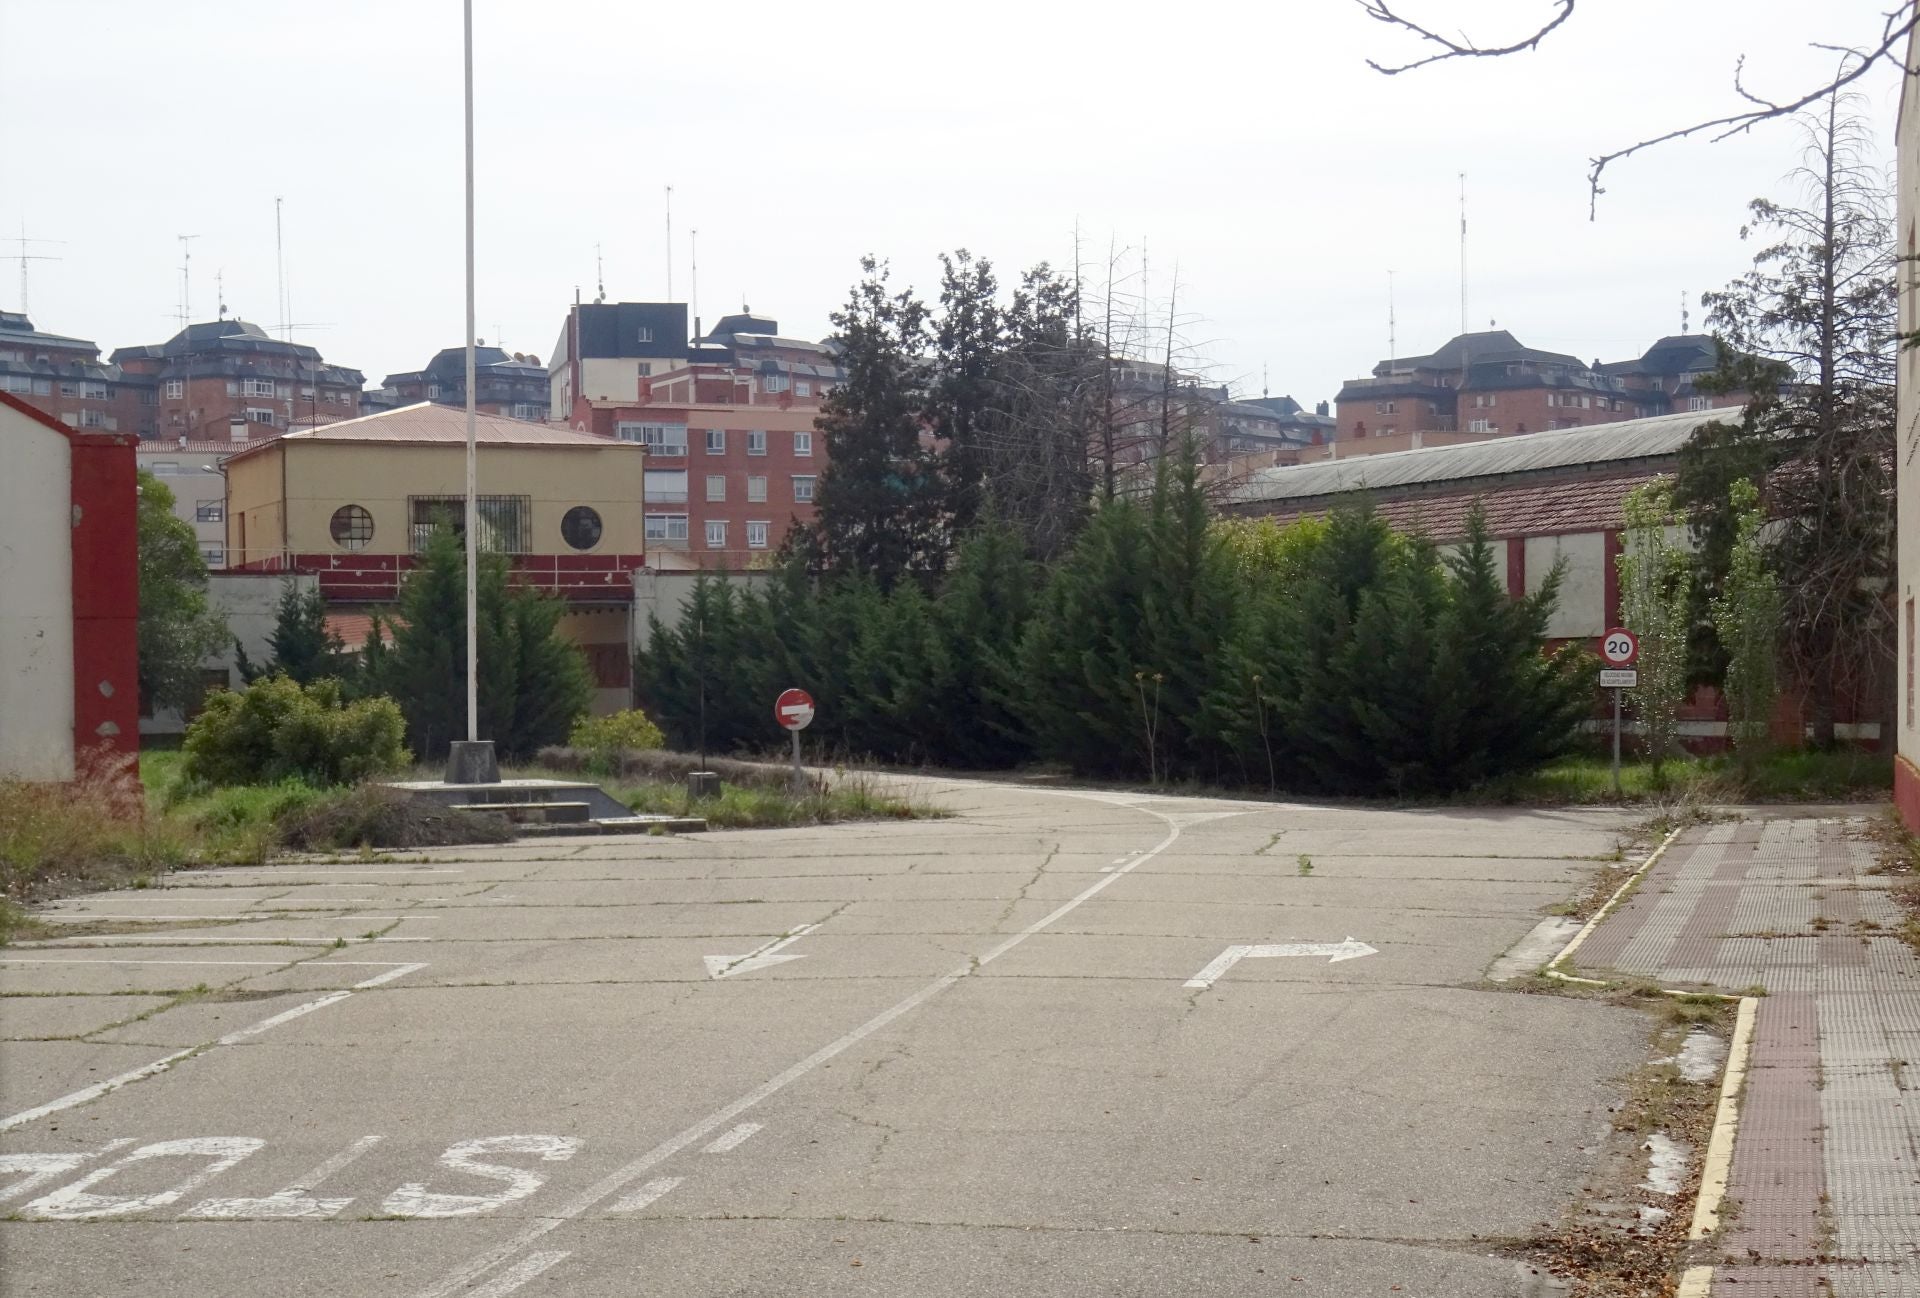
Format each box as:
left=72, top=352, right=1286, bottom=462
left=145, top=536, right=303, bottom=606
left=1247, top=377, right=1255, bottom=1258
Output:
left=1458, top=174, right=1469, bottom=336
left=664, top=185, right=674, bottom=300
left=7, top=224, right=63, bottom=314
left=174, top=234, right=201, bottom=327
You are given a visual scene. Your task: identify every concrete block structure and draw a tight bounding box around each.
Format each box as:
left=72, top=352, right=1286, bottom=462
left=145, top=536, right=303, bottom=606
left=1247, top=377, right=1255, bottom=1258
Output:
left=0, top=391, right=139, bottom=780
left=1895, top=29, right=1920, bottom=829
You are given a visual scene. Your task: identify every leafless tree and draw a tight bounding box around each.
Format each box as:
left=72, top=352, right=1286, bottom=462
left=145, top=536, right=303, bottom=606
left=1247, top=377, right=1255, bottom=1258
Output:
left=1358, top=0, right=1920, bottom=213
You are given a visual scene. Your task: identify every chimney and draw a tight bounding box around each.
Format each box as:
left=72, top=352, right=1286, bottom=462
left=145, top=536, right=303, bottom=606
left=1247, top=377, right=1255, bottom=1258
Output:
left=229, top=415, right=248, bottom=442
left=1315, top=400, right=1329, bottom=416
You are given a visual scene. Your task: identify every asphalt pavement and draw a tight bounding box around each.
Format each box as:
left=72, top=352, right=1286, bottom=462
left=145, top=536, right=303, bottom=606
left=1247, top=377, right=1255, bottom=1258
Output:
left=1, top=778, right=1660, bottom=1297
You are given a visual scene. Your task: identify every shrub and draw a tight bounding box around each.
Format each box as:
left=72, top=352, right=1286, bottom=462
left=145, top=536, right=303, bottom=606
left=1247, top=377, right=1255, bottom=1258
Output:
left=275, top=785, right=514, bottom=851
left=183, top=675, right=409, bottom=789
left=569, top=709, right=666, bottom=770
left=1, top=759, right=192, bottom=900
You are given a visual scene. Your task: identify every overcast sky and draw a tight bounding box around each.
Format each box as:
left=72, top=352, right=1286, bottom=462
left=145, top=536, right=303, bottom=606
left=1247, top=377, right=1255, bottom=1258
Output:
left=0, top=1, right=1905, bottom=407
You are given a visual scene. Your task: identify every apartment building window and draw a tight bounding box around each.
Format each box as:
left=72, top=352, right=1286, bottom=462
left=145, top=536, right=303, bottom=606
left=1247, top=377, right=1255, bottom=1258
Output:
left=747, top=475, right=767, bottom=503
left=706, top=474, right=726, bottom=501
left=80, top=410, right=106, bottom=429
left=796, top=381, right=812, bottom=397
left=617, top=422, right=688, bottom=455
left=196, top=499, right=224, bottom=522
left=511, top=403, right=541, bottom=420
left=300, top=387, right=316, bottom=400
left=706, top=428, right=726, bottom=454
left=636, top=326, right=654, bottom=343
left=247, top=409, right=276, bottom=425
left=1688, top=396, right=1710, bottom=411
left=636, top=362, right=653, bottom=377
left=164, top=379, right=185, bottom=399
left=747, top=429, right=767, bottom=455
left=791, top=475, right=816, bottom=503
left=644, top=514, right=689, bottom=543
left=763, top=374, right=789, bottom=394
left=243, top=378, right=276, bottom=398
left=140, top=389, right=158, bottom=406
left=644, top=469, right=689, bottom=502
left=1468, top=419, right=1492, bottom=433
left=0, top=374, right=30, bottom=395
left=794, top=430, right=813, bottom=457
left=427, top=384, right=443, bottom=399
left=705, top=520, right=727, bottom=549
left=201, top=545, right=224, bottom=567
left=1374, top=401, right=1397, bottom=413
left=747, top=521, right=769, bottom=550
left=226, top=381, right=239, bottom=396
left=149, top=461, right=179, bottom=475
left=1471, top=394, right=1495, bottom=409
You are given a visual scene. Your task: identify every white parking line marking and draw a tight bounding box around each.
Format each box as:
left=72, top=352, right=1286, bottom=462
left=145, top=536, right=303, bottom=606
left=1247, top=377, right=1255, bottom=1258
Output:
left=409, top=798, right=1213, bottom=1298
left=188, top=1135, right=383, bottom=1219
left=0, top=964, right=427, bottom=1134
left=34, top=915, right=440, bottom=922
left=0, top=958, right=419, bottom=967
left=702, top=1123, right=762, bottom=1154
left=606, top=1176, right=681, bottom=1214
left=466, top=1252, right=571, bottom=1298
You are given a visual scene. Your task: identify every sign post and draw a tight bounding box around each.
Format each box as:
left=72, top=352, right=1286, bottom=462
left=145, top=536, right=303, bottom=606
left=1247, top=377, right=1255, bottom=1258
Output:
left=1598, top=629, right=1640, bottom=796
left=774, top=688, right=815, bottom=793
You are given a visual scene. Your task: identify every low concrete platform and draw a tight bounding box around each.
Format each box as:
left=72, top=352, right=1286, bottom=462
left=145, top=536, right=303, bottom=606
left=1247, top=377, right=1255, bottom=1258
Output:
left=384, top=778, right=706, bottom=836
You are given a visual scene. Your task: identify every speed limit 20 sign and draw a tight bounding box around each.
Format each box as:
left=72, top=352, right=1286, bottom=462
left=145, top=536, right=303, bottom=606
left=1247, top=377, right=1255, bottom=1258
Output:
left=1599, top=628, right=1639, bottom=667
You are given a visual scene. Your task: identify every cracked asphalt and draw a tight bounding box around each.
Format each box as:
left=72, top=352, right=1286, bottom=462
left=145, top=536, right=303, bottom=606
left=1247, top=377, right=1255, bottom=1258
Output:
left=0, top=778, right=1656, bottom=1296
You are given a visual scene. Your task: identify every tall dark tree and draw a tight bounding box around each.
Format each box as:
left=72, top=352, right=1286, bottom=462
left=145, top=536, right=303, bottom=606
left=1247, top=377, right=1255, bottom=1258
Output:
left=1680, top=91, right=1896, bottom=744
left=985, top=264, right=1099, bottom=561
left=808, top=257, right=943, bottom=585
left=929, top=250, right=1002, bottom=537
left=135, top=471, right=228, bottom=714
left=369, top=527, right=592, bottom=761
left=237, top=581, right=347, bottom=685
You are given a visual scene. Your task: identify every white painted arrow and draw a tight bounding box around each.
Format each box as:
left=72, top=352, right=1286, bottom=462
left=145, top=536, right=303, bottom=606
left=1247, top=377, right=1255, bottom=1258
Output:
left=704, top=925, right=818, bottom=980
left=1183, top=938, right=1378, bottom=989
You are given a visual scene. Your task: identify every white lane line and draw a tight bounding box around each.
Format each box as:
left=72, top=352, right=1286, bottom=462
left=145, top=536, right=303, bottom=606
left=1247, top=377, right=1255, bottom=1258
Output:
left=605, top=1177, right=681, bottom=1214
left=0, top=964, right=427, bottom=1134
left=701, top=1123, right=762, bottom=1154
left=15, top=937, right=410, bottom=947
left=33, top=915, right=440, bottom=922
left=409, top=802, right=1199, bottom=1298
left=0, top=959, right=421, bottom=968
left=466, top=1252, right=571, bottom=1298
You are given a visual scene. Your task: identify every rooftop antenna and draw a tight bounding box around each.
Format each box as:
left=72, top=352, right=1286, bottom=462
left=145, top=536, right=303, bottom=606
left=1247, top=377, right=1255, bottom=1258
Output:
left=8, top=223, right=63, bottom=315
left=594, top=243, right=605, bottom=304
left=1681, top=289, right=1690, bottom=335
left=690, top=228, right=699, bottom=334
left=1388, top=268, right=1398, bottom=366
left=664, top=185, right=674, bottom=300
left=1262, top=361, right=1269, bottom=399
left=1458, top=174, right=1469, bottom=336
left=174, top=234, right=200, bottom=327
left=216, top=269, right=228, bottom=320
left=275, top=197, right=290, bottom=340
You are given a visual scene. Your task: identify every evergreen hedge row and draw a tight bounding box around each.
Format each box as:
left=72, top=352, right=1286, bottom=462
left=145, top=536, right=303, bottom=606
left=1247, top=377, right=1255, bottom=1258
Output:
left=635, top=467, right=1595, bottom=797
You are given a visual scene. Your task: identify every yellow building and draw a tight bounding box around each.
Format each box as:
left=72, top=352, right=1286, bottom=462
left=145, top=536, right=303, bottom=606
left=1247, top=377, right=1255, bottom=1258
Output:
left=223, top=402, right=646, bottom=712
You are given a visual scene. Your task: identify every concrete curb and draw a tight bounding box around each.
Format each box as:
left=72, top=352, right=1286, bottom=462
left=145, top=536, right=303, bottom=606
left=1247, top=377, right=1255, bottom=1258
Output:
left=1544, top=826, right=1682, bottom=988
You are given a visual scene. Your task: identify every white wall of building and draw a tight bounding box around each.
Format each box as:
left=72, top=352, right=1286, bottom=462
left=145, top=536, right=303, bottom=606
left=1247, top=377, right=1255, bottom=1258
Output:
left=137, top=451, right=228, bottom=568
left=0, top=406, right=75, bottom=779
left=1525, top=532, right=1607, bottom=640
left=1897, top=49, right=1920, bottom=778
left=139, top=572, right=319, bottom=736
left=579, top=358, right=646, bottom=405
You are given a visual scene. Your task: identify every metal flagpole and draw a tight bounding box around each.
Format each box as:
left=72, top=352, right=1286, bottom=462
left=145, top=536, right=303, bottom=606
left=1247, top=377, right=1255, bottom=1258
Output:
left=463, top=0, right=479, bottom=743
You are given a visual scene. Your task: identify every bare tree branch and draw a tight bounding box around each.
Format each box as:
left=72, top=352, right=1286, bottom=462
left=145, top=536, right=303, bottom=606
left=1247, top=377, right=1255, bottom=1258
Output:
left=1357, top=0, right=1575, bottom=74
left=1357, top=0, right=1920, bottom=217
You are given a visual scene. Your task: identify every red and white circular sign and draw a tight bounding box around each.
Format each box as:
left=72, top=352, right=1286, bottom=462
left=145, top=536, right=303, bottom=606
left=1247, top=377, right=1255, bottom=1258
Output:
left=1599, top=628, right=1640, bottom=667
left=774, top=688, right=816, bottom=731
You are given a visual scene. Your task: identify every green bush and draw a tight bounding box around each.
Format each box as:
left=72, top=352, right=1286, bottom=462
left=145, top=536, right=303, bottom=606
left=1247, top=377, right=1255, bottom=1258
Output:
left=182, top=675, right=409, bottom=789
left=569, top=709, right=666, bottom=767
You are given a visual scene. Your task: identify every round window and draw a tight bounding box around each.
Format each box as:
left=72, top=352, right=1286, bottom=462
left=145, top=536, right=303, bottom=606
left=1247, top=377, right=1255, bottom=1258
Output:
left=329, top=504, right=374, bottom=551
left=561, top=505, right=603, bottom=551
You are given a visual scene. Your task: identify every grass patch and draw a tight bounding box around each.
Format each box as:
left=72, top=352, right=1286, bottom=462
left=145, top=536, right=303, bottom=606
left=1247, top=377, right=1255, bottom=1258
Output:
left=610, top=773, right=942, bottom=829
left=1463, top=747, right=1891, bottom=806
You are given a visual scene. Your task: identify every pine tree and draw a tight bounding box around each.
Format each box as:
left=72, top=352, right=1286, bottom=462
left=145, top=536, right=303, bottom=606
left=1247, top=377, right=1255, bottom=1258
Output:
left=371, top=527, right=592, bottom=761
left=239, top=581, right=347, bottom=685
left=1140, top=437, right=1238, bottom=780
left=808, top=257, right=943, bottom=585
left=136, top=471, right=228, bottom=713
left=936, top=522, right=1038, bottom=768
left=930, top=250, right=1003, bottom=537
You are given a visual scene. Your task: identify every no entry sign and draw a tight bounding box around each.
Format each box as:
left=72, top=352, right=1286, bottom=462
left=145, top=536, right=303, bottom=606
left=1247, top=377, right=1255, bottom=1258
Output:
left=774, top=688, right=815, bottom=732
left=1599, top=628, right=1639, bottom=667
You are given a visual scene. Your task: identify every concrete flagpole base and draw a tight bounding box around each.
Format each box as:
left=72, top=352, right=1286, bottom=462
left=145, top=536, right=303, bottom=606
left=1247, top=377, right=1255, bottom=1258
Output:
left=444, top=739, right=500, bottom=785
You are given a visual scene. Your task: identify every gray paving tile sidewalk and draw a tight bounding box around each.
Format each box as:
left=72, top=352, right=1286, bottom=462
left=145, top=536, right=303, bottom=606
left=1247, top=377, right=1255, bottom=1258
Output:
left=1580, top=816, right=1920, bottom=1296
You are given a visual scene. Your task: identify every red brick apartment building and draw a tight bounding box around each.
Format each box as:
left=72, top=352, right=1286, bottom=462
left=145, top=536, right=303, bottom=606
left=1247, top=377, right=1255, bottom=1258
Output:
left=0, top=311, right=143, bottom=434
left=1334, top=330, right=1745, bottom=446
left=554, top=304, right=843, bottom=568
left=109, top=317, right=363, bottom=441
